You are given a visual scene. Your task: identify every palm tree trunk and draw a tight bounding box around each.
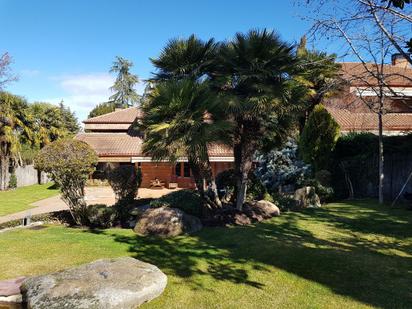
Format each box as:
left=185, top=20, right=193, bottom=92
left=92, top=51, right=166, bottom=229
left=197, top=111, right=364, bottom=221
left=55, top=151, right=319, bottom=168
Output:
left=188, top=156, right=222, bottom=212
left=234, top=140, right=254, bottom=211
left=203, top=160, right=222, bottom=208
left=0, top=153, right=9, bottom=191
left=188, top=160, right=205, bottom=196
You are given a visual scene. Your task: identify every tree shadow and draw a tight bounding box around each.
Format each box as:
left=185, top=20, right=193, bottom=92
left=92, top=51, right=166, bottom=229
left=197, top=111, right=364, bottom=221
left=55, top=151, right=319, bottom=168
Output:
left=82, top=200, right=412, bottom=308
left=108, top=233, right=265, bottom=289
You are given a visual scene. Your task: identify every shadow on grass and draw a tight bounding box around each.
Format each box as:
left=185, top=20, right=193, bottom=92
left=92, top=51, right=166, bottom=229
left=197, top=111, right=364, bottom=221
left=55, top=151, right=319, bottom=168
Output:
left=83, top=200, right=412, bottom=308
left=46, top=183, right=60, bottom=190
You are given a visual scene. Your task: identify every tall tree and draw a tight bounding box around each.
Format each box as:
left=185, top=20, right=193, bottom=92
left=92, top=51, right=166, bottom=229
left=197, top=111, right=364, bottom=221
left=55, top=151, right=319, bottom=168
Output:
left=304, top=0, right=412, bottom=203
left=150, top=34, right=217, bottom=81
left=59, top=101, right=80, bottom=134
left=212, top=29, right=299, bottom=210
left=0, top=92, right=33, bottom=190
left=148, top=35, right=225, bottom=210
left=30, top=102, right=69, bottom=148
left=109, top=56, right=140, bottom=108
left=295, top=36, right=342, bottom=131
left=301, top=0, right=412, bottom=65
left=142, top=80, right=230, bottom=211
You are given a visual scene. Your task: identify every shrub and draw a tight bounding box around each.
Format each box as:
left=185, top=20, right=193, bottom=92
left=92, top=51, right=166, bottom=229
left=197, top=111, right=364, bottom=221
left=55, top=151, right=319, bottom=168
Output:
left=8, top=172, right=17, bottom=189
left=107, top=165, right=142, bottom=203
left=272, top=194, right=296, bottom=211
left=216, top=169, right=267, bottom=202
left=247, top=173, right=267, bottom=201
left=86, top=204, right=116, bottom=228
left=34, top=139, right=98, bottom=226
left=315, top=169, right=332, bottom=186
left=299, top=104, right=340, bottom=171
left=149, top=190, right=202, bottom=217
left=262, top=192, right=274, bottom=203
left=254, top=139, right=311, bottom=192
left=299, top=178, right=334, bottom=203
left=215, top=169, right=236, bottom=201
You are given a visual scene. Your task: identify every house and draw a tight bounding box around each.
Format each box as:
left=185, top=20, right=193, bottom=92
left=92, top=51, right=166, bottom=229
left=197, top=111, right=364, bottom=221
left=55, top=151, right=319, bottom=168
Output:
left=76, top=108, right=233, bottom=188
left=324, top=54, right=412, bottom=135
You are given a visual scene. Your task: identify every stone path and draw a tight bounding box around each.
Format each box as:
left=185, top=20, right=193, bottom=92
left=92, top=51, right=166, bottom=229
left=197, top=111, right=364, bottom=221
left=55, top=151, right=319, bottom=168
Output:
left=0, top=187, right=175, bottom=224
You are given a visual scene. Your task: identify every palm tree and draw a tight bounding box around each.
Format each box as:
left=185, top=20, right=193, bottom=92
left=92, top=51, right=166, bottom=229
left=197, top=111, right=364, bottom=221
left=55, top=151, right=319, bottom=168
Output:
left=0, top=92, right=33, bottom=190
left=150, top=34, right=218, bottom=81
left=30, top=102, right=68, bottom=148
left=142, top=79, right=231, bottom=211
left=295, top=36, right=342, bottom=132
left=211, top=29, right=298, bottom=210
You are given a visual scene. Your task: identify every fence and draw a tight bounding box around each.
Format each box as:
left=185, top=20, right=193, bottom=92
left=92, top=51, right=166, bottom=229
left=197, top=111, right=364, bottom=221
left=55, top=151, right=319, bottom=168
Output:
left=5, top=164, right=50, bottom=188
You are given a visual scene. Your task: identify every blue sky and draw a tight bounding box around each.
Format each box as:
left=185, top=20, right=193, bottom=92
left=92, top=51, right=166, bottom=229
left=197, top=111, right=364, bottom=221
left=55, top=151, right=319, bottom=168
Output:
left=0, top=0, right=312, bottom=121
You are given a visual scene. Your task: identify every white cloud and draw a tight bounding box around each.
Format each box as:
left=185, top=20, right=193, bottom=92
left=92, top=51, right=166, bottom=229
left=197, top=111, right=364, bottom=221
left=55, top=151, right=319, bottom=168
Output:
left=42, top=73, right=144, bottom=122
left=45, top=73, right=116, bottom=122
left=59, top=73, right=114, bottom=95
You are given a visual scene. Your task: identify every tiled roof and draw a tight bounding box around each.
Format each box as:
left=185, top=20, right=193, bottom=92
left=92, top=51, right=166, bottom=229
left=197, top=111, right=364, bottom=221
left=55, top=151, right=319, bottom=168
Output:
left=340, top=62, right=412, bottom=87
left=324, top=91, right=412, bottom=113
left=76, top=133, right=143, bottom=156
left=207, top=143, right=233, bottom=157
left=326, top=107, right=412, bottom=132
left=76, top=133, right=233, bottom=157
left=84, top=107, right=143, bottom=124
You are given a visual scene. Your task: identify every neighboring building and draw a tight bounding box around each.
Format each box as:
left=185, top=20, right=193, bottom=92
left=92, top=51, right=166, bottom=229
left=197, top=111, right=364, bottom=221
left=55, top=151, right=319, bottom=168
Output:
left=76, top=108, right=233, bottom=188
left=324, top=54, right=412, bottom=135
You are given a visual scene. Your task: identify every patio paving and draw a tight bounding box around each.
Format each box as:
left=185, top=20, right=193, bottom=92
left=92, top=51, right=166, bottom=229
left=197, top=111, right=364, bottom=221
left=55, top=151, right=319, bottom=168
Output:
left=0, top=186, right=175, bottom=224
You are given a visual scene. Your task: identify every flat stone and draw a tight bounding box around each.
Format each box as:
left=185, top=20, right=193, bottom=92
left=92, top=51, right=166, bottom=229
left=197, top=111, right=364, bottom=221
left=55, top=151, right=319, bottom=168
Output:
left=21, top=257, right=167, bottom=309
left=0, top=277, right=25, bottom=297
left=0, top=294, right=23, bottom=306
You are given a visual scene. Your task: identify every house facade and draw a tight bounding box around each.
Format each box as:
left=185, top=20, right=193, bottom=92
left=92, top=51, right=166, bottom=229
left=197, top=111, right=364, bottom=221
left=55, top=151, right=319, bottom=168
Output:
left=76, top=108, right=233, bottom=188
left=324, top=54, right=412, bottom=135
left=77, top=55, right=412, bottom=188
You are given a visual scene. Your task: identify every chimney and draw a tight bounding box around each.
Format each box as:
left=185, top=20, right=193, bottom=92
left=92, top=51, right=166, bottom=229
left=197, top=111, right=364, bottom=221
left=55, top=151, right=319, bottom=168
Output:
left=391, top=53, right=411, bottom=69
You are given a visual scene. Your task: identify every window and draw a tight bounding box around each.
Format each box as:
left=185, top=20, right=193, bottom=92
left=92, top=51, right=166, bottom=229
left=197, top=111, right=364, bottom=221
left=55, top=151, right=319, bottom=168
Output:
left=175, top=163, right=181, bottom=177
left=183, top=162, right=190, bottom=177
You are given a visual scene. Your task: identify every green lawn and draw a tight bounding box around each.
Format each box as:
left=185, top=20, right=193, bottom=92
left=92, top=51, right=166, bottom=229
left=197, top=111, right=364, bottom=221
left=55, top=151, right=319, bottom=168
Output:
left=1, top=200, right=411, bottom=308
left=0, top=183, right=59, bottom=216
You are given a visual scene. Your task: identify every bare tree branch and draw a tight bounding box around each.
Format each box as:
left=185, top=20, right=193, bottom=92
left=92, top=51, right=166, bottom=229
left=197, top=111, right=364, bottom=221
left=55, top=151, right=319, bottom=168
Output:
left=0, top=52, right=18, bottom=90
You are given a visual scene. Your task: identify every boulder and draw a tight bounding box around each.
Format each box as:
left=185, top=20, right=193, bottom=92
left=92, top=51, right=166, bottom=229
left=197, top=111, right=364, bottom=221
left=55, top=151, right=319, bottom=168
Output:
left=134, top=207, right=202, bottom=237
left=252, top=200, right=281, bottom=218
left=21, top=257, right=167, bottom=309
left=293, top=186, right=321, bottom=209
left=204, top=206, right=253, bottom=226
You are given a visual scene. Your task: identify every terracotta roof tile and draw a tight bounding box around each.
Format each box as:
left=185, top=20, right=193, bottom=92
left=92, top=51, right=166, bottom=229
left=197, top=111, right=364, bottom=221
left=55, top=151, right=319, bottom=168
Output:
left=326, top=107, right=412, bottom=132
left=207, top=144, right=233, bottom=157
left=84, top=107, right=143, bottom=124
left=76, top=133, right=143, bottom=156
left=324, top=91, right=412, bottom=113
left=76, top=133, right=233, bottom=158
left=340, top=62, right=412, bottom=87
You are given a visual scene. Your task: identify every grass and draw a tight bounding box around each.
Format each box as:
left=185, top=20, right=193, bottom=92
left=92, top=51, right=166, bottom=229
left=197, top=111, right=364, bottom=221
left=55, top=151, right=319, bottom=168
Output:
left=0, top=200, right=411, bottom=308
left=0, top=183, right=59, bottom=216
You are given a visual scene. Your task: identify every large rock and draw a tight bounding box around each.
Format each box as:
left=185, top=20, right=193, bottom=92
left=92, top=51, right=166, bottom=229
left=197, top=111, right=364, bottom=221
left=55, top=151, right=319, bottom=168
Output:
left=134, top=207, right=202, bottom=237
left=293, top=186, right=321, bottom=209
left=21, top=257, right=167, bottom=309
left=252, top=200, right=281, bottom=218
